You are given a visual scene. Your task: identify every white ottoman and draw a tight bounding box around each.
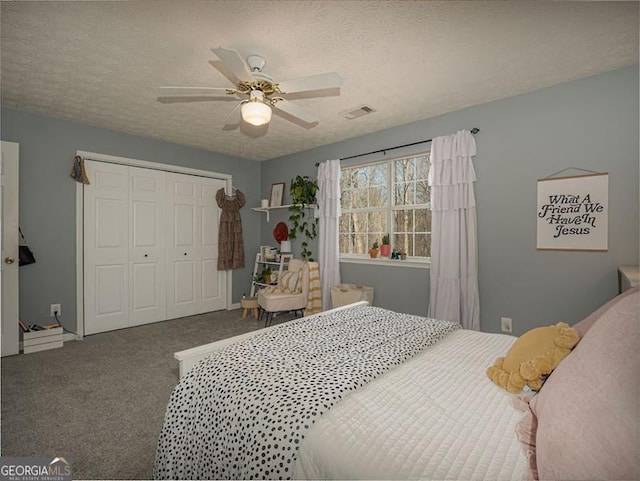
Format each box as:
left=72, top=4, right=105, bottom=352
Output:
left=330, top=284, right=374, bottom=308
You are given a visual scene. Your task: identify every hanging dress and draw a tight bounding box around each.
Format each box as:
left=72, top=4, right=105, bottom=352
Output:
left=216, top=188, right=246, bottom=270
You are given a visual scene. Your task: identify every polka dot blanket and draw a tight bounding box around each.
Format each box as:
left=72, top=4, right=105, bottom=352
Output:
left=154, top=305, right=460, bottom=480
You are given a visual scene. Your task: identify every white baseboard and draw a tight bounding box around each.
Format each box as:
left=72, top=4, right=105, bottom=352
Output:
left=229, top=302, right=241, bottom=310
left=63, top=332, right=82, bottom=342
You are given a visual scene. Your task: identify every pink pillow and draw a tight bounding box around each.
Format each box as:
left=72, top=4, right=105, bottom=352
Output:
left=530, top=289, right=639, bottom=480
left=572, top=286, right=638, bottom=337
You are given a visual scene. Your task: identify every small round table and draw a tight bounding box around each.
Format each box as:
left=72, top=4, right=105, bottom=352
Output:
left=241, top=296, right=259, bottom=319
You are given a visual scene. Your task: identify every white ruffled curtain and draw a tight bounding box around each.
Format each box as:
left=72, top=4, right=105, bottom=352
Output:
left=316, top=159, right=341, bottom=311
left=427, top=130, right=480, bottom=330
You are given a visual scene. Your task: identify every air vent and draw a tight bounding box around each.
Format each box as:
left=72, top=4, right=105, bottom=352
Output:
left=340, top=105, right=377, bottom=120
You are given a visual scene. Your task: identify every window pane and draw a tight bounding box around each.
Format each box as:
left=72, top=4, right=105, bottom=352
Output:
left=415, top=233, right=430, bottom=257
left=393, top=209, right=414, bottom=232
left=340, top=169, right=352, bottom=191
left=415, top=208, right=431, bottom=232
left=368, top=185, right=388, bottom=207
left=415, top=180, right=430, bottom=205
left=415, top=155, right=429, bottom=179
left=339, top=215, right=350, bottom=233
left=355, top=187, right=367, bottom=207
left=395, top=182, right=415, bottom=205
left=368, top=234, right=381, bottom=250
left=367, top=211, right=386, bottom=234
left=395, top=159, right=410, bottom=183
left=351, top=168, right=367, bottom=188
left=369, top=164, right=386, bottom=186
left=352, top=234, right=368, bottom=254
left=340, top=189, right=351, bottom=209
left=351, top=212, right=367, bottom=235
left=393, top=233, right=411, bottom=255
left=339, top=234, right=350, bottom=253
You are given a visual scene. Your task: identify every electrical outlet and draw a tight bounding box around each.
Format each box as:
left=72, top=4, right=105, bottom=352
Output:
left=50, top=303, right=61, bottom=317
left=501, top=316, right=512, bottom=333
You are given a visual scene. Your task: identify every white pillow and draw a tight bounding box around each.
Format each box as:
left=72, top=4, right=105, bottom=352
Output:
left=278, top=270, right=300, bottom=293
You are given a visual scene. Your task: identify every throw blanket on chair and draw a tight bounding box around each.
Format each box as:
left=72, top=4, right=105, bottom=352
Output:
left=154, top=305, right=459, bottom=480
left=305, top=261, right=322, bottom=315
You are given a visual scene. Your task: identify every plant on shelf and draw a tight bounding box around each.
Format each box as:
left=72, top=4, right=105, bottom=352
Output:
left=370, top=240, right=379, bottom=258
left=380, top=233, right=391, bottom=257
left=288, top=175, right=319, bottom=261
left=253, top=266, right=272, bottom=284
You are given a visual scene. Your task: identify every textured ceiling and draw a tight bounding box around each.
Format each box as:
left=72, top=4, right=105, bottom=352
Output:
left=1, top=1, right=638, bottom=161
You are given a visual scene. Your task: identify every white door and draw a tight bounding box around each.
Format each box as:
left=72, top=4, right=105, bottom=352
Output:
left=129, top=166, right=166, bottom=327
left=166, top=173, right=226, bottom=319
left=84, top=161, right=129, bottom=335
left=1, top=141, right=19, bottom=356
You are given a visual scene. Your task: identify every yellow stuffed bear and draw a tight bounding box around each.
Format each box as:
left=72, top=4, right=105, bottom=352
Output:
left=487, top=322, right=580, bottom=393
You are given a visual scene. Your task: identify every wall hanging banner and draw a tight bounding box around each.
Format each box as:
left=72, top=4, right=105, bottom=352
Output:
left=536, top=172, right=608, bottom=251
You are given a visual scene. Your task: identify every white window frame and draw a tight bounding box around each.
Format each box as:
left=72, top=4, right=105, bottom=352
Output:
left=339, top=152, right=431, bottom=268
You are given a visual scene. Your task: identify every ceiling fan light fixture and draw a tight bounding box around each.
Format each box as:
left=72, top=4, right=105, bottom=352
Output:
left=242, top=101, right=272, bottom=126
left=241, top=90, right=272, bottom=126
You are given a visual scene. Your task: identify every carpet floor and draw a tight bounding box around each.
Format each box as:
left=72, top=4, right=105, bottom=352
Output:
left=1, top=309, right=295, bottom=480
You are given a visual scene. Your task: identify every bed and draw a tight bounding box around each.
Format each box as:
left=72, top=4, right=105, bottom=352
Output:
left=155, top=289, right=639, bottom=480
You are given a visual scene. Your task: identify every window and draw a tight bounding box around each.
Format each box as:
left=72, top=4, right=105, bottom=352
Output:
left=339, top=153, right=431, bottom=258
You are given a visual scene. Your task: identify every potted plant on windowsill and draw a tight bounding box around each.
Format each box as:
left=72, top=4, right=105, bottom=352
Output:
left=369, top=240, right=379, bottom=258
left=380, top=234, right=391, bottom=257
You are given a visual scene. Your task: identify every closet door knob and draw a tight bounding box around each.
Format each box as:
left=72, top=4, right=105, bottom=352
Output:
left=144, top=254, right=148, bottom=257
left=4, top=256, right=15, bottom=264
left=184, top=252, right=187, bottom=256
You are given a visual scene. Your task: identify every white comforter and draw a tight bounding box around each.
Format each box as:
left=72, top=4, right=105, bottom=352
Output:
left=294, top=329, right=528, bottom=480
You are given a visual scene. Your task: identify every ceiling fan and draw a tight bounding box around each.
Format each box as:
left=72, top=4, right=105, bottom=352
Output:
left=158, top=47, right=343, bottom=128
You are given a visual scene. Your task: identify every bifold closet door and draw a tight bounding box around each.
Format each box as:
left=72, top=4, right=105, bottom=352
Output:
left=84, top=162, right=167, bottom=334
left=84, top=161, right=130, bottom=334
left=128, top=166, right=166, bottom=327
left=166, top=173, right=226, bottom=320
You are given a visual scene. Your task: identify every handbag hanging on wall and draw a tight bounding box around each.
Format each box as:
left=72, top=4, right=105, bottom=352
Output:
left=18, top=227, right=36, bottom=266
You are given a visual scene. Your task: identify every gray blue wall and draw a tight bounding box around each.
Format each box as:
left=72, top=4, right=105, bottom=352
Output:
left=1, top=107, right=262, bottom=333
left=3, top=66, right=638, bottom=336
left=261, top=66, right=639, bottom=334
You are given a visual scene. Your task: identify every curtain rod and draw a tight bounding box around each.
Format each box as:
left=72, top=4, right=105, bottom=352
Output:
left=315, top=127, right=479, bottom=166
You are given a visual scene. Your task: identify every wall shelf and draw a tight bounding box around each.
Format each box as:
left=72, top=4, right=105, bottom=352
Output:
left=251, top=204, right=314, bottom=222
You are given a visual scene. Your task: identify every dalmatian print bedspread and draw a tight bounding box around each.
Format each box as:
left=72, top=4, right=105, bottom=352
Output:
left=154, top=305, right=460, bottom=480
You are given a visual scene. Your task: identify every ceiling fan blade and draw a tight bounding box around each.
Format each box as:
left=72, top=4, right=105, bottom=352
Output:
left=222, top=104, right=242, bottom=130
left=158, top=86, right=231, bottom=98
left=272, top=99, right=319, bottom=124
left=277, top=72, right=343, bottom=94
left=211, top=47, right=254, bottom=81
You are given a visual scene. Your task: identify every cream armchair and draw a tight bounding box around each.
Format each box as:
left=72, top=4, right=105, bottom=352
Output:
left=257, top=259, right=309, bottom=326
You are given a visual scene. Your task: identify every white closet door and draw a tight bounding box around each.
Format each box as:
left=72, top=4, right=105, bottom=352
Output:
left=129, top=166, right=166, bottom=327
left=84, top=161, right=129, bottom=335
left=166, top=173, right=226, bottom=319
